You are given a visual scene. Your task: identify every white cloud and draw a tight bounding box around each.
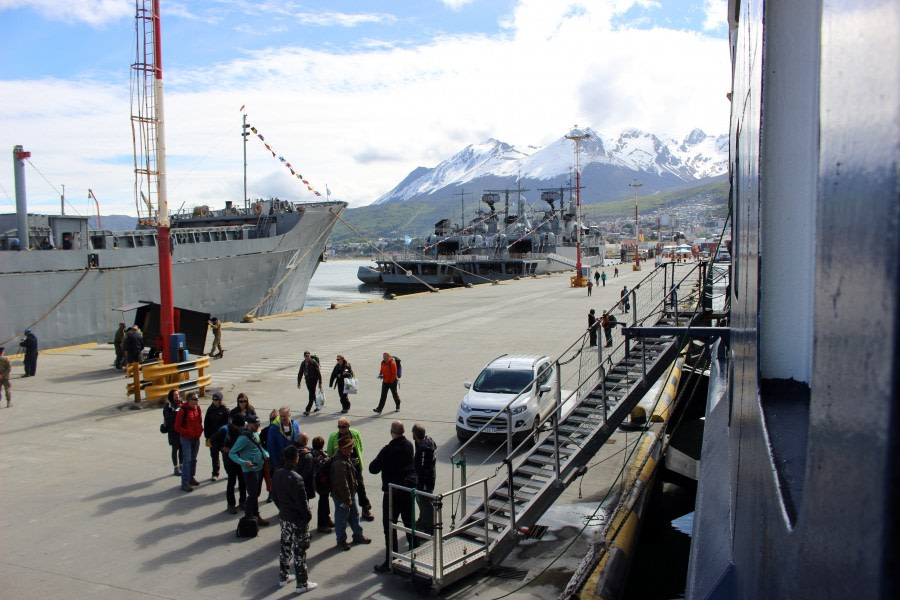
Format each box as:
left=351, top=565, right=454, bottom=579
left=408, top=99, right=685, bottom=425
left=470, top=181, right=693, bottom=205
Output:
left=702, top=0, right=727, bottom=31
left=0, top=0, right=131, bottom=26
left=440, top=0, right=476, bottom=11
left=0, top=0, right=730, bottom=214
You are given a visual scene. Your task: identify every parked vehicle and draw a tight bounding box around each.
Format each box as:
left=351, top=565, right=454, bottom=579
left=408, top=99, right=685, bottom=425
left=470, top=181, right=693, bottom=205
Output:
left=456, top=354, right=555, bottom=443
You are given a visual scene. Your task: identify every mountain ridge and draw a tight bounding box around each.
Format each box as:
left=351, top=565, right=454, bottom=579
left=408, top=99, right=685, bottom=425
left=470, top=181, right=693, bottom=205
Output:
left=374, top=127, right=727, bottom=205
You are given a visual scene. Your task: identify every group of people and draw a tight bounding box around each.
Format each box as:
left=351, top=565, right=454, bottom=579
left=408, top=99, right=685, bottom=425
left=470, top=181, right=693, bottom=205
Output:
left=113, top=323, right=146, bottom=369
left=161, top=386, right=437, bottom=594
left=0, top=329, right=39, bottom=405
left=295, top=351, right=401, bottom=417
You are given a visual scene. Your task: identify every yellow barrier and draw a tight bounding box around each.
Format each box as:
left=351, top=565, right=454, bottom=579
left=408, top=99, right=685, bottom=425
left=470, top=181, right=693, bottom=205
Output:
left=127, top=356, right=211, bottom=403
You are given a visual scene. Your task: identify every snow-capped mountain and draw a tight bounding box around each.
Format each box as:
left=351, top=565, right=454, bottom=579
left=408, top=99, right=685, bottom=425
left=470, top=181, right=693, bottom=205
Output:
left=374, top=127, right=727, bottom=205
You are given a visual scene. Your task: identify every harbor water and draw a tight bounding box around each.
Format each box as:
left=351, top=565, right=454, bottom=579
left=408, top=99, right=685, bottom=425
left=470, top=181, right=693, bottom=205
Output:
left=304, top=258, right=391, bottom=308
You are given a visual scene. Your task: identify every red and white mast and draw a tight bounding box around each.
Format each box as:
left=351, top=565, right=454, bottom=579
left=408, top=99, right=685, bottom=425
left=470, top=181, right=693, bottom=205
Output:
left=132, top=0, right=175, bottom=362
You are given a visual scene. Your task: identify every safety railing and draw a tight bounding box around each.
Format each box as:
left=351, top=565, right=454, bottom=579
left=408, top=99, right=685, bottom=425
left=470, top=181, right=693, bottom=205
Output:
left=386, top=477, right=491, bottom=586
left=449, top=261, right=704, bottom=529
left=127, top=355, right=212, bottom=403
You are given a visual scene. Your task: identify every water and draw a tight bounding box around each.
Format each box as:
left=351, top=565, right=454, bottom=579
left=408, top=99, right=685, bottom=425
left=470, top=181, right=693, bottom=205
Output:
left=304, top=259, right=391, bottom=309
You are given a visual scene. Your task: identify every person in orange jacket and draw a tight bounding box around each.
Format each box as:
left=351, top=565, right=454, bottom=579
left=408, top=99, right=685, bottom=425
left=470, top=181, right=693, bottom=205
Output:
left=373, top=353, right=400, bottom=414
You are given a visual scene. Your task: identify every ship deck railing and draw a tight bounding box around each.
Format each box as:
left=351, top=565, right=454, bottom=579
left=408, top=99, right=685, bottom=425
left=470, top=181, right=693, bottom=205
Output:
left=388, top=261, right=708, bottom=593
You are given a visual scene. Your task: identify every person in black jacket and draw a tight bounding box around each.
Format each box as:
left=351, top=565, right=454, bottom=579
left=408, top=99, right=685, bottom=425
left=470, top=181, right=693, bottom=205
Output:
left=272, top=446, right=317, bottom=594
left=412, top=423, right=437, bottom=534
left=210, top=414, right=246, bottom=514
left=203, top=391, right=230, bottom=480
left=297, top=351, right=323, bottom=416
left=124, top=326, right=143, bottom=365
left=329, top=355, right=353, bottom=413
left=162, top=390, right=183, bottom=476
left=19, top=329, right=38, bottom=377
left=369, top=420, right=417, bottom=573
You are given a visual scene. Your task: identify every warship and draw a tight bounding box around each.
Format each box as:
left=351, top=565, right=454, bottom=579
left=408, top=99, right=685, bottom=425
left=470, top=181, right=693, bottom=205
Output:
left=0, top=0, right=345, bottom=351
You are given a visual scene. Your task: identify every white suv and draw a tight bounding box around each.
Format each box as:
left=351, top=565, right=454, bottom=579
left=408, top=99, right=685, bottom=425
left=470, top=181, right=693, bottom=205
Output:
left=456, top=354, right=555, bottom=443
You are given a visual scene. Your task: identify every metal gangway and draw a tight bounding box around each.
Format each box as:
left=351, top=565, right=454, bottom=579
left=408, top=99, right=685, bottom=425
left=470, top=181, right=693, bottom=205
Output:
left=386, top=261, right=709, bottom=593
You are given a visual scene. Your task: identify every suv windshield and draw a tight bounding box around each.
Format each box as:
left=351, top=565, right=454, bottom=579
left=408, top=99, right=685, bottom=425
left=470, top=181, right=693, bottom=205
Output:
left=472, top=368, right=534, bottom=394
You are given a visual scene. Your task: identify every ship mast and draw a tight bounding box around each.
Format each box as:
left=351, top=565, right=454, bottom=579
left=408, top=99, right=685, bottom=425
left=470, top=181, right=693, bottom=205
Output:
left=132, top=0, right=175, bottom=362
left=566, top=126, right=589, bottom=285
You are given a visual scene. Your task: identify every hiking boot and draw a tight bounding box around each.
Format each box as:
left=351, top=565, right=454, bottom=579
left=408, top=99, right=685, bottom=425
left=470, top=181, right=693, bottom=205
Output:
left=352, top=536, right=371, bottom=545
left=316, top=525, right=333, bottom=533
left=174, top=465, right=181, bottom=476
left=361, top=509, right=375, bottom=521
left=227, top=506, right=238, bottom=514
left=372, top=408, right=382, bottom=414
left=303, top=411, right=310, bottom=417
left=295, top=582, right=318, bottom=595
left=216, top=351, right=224, bottom=358
left=190, top=477, right=200, bottom=486
left=336, top=541, right=351, bottom=551
left=278, top=574, right=296, bottom=588
left=180, top=484, right=193, bottom=493
left=256, top=516, right=270, bottom=527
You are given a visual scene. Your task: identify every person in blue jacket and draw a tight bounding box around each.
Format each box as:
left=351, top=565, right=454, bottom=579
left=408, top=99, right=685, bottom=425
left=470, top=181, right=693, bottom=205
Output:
left=267, top=405, right=300, bottom=473
left=229, top=415, right=271, bottom=526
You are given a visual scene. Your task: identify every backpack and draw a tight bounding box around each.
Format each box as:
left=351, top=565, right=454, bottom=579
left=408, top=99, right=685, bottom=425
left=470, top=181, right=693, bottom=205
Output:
left=310, top=354, right=320, bottom=366
left=236, top=515, right=259, bottom=538
left=314, top=455, right=336, bottom=496
left=394, top=356, right=402, bottom=379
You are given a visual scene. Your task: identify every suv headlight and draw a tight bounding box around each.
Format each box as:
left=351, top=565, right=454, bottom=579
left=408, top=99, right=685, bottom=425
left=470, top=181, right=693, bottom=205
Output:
left=511, top=404, right=528, bottom=415
left=460, top=401, right=472, bottom=413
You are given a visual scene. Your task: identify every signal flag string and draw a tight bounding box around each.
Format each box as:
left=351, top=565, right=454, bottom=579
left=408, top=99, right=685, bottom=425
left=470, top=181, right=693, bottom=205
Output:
left=243, top=109, right=323, bottom=197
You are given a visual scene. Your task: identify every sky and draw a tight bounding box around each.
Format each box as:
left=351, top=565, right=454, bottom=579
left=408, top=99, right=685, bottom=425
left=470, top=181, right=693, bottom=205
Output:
left=0, top=0, right=730, bottom=216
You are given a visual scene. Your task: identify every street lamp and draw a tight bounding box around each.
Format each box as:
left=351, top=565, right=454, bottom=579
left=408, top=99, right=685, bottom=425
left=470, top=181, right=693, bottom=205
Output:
left=566, top=125, right=589, bottom=286
left=629, top=179, right=642, bottom=270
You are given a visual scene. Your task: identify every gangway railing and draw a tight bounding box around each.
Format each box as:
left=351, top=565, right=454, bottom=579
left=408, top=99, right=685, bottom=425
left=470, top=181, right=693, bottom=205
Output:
left=389, top=261, right=705, bottom=593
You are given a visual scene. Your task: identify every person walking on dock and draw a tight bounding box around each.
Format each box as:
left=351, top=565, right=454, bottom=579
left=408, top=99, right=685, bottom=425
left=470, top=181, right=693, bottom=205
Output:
left=208, top=317, right=224, bottom=359
left=374, top=352, right=400, bottom=413
left=0, top=347, right=12, bottom=407
left=329, top=354, right=353, bottom=413
left=370, top=420, right=417, bottom=573
left=587, top=279, right=593, bottom=296
left=327, top=417, right=375, bottom=522
left=297, top=351, right=323, bottom=416
left=601, top=270, right=607, bottom=287
left=594, top=269, right=601, bottom=287
left=19, top=329, right=37, bottom=377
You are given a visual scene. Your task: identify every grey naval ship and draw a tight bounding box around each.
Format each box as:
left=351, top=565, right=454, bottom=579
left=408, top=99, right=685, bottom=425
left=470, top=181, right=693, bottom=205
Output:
left=0, top=153, right=345, bottom=350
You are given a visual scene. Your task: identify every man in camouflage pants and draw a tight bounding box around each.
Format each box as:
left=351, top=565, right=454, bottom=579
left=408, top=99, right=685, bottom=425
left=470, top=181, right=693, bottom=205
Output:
left=271, top=445, right=317, bottom=594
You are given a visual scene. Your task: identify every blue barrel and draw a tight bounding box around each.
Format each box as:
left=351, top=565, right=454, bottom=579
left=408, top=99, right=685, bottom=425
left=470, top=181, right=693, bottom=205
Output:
left=169, top=333, right=189, bottom=363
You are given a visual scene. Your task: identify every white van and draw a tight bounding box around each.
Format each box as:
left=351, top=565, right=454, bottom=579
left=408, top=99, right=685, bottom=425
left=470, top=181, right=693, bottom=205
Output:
left=456, top=354, right=555, bottom=443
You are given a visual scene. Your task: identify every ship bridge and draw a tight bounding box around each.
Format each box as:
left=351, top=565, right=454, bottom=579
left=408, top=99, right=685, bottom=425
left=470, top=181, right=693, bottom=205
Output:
left=385, top=261, right=722, bottom=594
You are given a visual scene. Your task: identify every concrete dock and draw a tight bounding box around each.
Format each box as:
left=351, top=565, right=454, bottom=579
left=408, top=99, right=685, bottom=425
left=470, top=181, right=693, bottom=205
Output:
left=0, top=266, right=655, bottom=599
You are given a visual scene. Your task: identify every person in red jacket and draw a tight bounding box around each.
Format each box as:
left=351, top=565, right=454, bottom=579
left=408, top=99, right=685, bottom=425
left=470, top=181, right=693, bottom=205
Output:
left=373, top=353, right=400, bottom=414
left=175, top=391, right=204, bottom=492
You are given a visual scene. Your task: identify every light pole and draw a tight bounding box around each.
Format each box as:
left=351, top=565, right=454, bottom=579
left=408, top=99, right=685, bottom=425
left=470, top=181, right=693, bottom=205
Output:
left=629, top=179, right=642, bottom=270
left=566, top=126, right=589, bottom=286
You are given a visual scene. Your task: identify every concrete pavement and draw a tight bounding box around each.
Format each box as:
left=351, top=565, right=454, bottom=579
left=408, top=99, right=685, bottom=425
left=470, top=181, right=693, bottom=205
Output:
left=0, top=265, right=654, bottom=599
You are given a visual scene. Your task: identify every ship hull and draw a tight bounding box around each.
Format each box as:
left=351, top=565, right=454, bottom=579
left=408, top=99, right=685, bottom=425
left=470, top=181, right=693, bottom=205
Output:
left=0, top=202, right=344, bottom=349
